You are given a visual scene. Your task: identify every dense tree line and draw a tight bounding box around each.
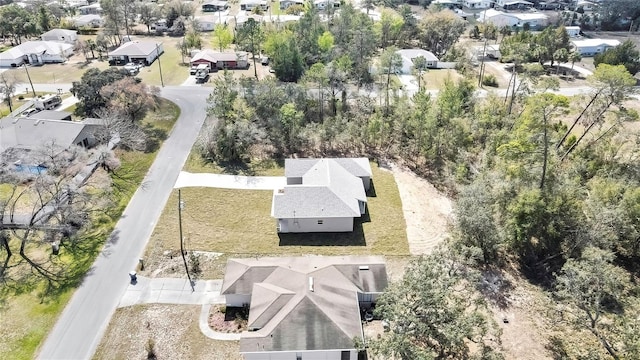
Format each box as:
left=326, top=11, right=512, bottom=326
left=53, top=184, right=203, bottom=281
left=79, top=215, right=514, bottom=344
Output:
left=201, top=56, right=640, bottom=356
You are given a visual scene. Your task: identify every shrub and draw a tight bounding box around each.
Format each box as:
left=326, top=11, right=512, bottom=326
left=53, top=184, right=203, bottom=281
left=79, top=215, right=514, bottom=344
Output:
left=482, top=74, right=498, bottom=87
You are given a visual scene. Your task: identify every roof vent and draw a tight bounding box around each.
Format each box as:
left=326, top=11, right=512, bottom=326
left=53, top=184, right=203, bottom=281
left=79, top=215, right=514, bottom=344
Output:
left=308, top=276, right=314, bottom=292
left=359, top=266, right=369, bottom=271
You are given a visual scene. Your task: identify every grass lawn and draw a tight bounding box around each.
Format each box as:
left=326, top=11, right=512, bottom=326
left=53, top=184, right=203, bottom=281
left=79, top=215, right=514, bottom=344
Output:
left=12, top=59, right=110, bottom=84
left=136, top=36, right=189, bottom=86
left=145, top=156, right=409, bottom=267
left=0, top=99, right=180, bottom=360
left=421, top=69, right=463, bottom=90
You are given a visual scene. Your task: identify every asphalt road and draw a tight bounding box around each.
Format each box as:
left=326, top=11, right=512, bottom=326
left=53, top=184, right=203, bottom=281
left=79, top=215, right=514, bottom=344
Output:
left=36, top=86, right=212, bottom=360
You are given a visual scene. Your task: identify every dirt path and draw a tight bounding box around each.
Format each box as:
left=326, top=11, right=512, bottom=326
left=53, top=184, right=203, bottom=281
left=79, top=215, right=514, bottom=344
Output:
left=388, top=163, right=454, bottom=255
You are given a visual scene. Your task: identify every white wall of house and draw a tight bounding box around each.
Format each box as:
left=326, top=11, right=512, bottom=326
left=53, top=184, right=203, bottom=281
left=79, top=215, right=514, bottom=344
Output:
left=41, top=33, right=78, bottom=44
left=463, top=0, right=491, bottom=9
left=0, top=56, right=25, bottom=67
left=278, top=217, right=354, bottom=233
left=225, top=294, right=251, bottom=307
left=243, top=349, right=357, bottom=360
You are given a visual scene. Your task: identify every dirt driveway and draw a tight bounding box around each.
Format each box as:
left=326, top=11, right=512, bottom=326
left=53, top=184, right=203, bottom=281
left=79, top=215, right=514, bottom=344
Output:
left=388, top=163, right=454, bottom=255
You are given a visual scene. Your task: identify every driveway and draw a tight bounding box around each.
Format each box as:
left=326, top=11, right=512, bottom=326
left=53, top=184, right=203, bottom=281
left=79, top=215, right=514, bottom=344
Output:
left=37, top=86, right=213, bottom=360
left=175, top=171, right=286, bottom=190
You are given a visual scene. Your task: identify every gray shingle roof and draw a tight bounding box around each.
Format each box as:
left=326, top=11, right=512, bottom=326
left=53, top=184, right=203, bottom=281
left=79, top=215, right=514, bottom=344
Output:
left=284, top=157, right=372, bottom=178
left=108, top=41, right=160, bottom=57
left=41, top=29, right=77, bottom=39
left=272, top=159, right=368, bottom=218
left=222, top=256, right=388, bottom=353
left=0, top=117, right=98, bottom=152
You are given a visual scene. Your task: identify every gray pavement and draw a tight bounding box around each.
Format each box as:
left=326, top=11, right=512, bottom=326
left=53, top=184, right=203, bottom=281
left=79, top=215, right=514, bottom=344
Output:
left=175, top=171, right=286, bottom=190
left=118, top=277, right=225, bottom=308
left=36, top=86, right=213, bottom=360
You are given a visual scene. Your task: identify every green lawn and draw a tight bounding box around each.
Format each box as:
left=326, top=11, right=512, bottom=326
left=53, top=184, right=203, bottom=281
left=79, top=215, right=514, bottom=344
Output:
left=0, top=99, right=180, bottom=360
left=14, top=60, right=110, bottom=84
left=146, top=158, right=409, bottom=261
left=137, top=41, right=189, bottom=87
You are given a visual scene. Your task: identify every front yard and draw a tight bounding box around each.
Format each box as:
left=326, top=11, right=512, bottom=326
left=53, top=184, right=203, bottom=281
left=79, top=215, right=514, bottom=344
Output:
left=93, top=304, right=241, bottom=360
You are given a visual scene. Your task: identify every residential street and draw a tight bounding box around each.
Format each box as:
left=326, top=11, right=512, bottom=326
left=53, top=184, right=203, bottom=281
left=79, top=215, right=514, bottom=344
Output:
left=36, top=86, right=212, bottom=360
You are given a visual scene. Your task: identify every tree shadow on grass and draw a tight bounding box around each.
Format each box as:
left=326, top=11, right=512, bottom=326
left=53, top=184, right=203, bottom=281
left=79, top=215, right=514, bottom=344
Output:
left=278, top=213, right=369, bottom=247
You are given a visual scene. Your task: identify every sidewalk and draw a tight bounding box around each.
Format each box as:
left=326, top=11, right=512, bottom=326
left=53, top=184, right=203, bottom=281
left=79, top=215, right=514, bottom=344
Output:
left=118, top=276, right=241, bottom=340
left=174, top=171, right=286, bottom=190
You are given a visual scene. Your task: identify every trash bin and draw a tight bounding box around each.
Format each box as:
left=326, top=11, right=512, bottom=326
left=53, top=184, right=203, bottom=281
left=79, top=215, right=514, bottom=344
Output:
left=129, top=271, right=137, bottom=283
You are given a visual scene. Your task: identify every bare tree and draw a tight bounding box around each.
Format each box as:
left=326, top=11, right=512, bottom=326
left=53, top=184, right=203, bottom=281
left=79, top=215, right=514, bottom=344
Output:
left=0, top=142, right=112, bottom=289
left=0, top=72, right=20, bottom=113
left=93, top=108, right=147, bottom=151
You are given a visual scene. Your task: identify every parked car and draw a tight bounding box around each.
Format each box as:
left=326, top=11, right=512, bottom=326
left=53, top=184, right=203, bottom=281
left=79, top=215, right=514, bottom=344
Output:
left=261, top=56, right=269, bottom=65
left=21, top=108, right=40, bottom=117
left=124, top=62, right=142, bottom=75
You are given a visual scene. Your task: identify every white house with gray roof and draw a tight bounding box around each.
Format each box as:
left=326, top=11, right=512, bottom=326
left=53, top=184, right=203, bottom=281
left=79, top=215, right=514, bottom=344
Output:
left=40, top=29, right=78, bottom=45
left=221, top=256, right=388, bottom=360
left=108, top=41, right=163, bottom=65
left=0, top=41, right=74, bottom=67
left=0, top=116, right=102, bottom=153
left=272, top=158, right=372, bottom=233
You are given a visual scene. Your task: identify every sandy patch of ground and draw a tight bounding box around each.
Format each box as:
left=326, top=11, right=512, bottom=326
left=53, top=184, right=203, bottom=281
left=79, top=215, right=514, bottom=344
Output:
left=387, top=163, right=454, bottom=255
left=94, top=304, right=241, bottom=360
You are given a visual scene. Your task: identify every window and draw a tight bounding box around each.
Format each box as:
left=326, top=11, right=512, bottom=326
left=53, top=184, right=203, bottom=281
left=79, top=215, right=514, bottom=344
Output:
left=341, top=351, right=350, bottom=360
left=317, top=220, right=323, bottom=225
left=296, top=354, right=302, bottom=360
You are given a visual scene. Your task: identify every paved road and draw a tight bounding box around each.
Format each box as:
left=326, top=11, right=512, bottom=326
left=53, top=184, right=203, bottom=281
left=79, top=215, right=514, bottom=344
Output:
left=36, top=86, right=212, bottom=360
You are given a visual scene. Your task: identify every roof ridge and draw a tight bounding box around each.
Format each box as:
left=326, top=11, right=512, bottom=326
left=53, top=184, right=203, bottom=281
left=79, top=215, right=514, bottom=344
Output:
left=305, top=288, right=360, bottom=343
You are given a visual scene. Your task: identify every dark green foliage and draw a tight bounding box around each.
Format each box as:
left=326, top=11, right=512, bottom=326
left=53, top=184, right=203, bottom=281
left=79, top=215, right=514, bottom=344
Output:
left=272, top=38, right=305, bottom=82
left=70, top=68, right=129, bottom=117
left=369, top=251, right=503, bottom=359
left=594, top=40, right=640, bottom=75
left=482, top=74, right=498, bottom=87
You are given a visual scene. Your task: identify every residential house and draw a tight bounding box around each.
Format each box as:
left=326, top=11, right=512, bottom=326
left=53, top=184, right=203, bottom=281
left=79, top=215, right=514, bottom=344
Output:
left=108, top=41, right=163, bottom=65
left=40, top=29, right=78, bottom=45
left=463, top=0, right=491, bottom=9
left=235, top=12, right=264, bottom=27
left=314, top=0, right=340, bottom=10
left=221, top=256, right=388, bottom=360
left=195, top=14, right=231, bottom=31
left=0, top=116, right=102, bottom=153
left=240, top=0, right=268, bottom=11
left=495, top=0, right=533, bottom=9
left=280, top=0, right=304, bottom=10
left=262, top=14, right=302, bottom=24
left=78, top=3, right=102, bottom=15
left=24, top=110, right=72, bottom=122
left=477, top=9, right=549, bottom=29
left=576, top=0, right=598, bottom=11
left=0, top=41, right=74, bottom=67
left=71, top=14, right=103, bottom=28
left=190, top=50, right=248, bottom=70
left=571, top=39, right=620, bottom=56
left=397, top=49, right=439, bottom=74
left=565, top=25, right=581, bottom=37
left=202, top=0, right=229, bottom=12
left=272, top=158, right=372, bottom=233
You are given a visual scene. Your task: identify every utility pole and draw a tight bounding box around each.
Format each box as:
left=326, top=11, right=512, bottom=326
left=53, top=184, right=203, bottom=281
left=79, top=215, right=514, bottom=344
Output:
left=156, top=43, right=164, bottom=87
left=178, top=189, right=194, bottom=291
left=23, top=63, right=36, bottom=97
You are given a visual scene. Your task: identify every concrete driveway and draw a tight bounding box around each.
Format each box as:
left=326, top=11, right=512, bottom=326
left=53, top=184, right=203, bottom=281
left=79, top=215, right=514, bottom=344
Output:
left=174, top=171, right=286, bottom=190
